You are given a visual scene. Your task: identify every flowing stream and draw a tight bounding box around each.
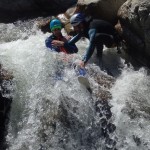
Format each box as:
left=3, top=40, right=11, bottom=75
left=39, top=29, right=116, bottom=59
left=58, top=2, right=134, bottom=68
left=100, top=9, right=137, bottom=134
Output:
left=0, top=19, right=150, bottom=150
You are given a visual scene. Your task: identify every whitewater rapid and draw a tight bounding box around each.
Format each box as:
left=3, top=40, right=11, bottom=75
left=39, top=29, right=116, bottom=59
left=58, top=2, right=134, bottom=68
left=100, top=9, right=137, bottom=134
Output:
left=0, top=20, right=150, bottom=150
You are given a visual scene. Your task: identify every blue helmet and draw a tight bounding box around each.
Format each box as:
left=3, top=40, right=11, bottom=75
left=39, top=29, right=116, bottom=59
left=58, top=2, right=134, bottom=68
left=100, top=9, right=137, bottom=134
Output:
left=70, top=13, right=85, bottom=26
left=50, top=19, right=62, bottom=31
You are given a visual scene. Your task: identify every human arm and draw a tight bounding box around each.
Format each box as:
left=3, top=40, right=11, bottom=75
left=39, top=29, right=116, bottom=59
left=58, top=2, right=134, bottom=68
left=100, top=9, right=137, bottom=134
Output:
left=82, top=28, right=96, bottom=64
left=45, top=36, right=60, bottom=52
left=68, top=33, right=82, bottom=45
left=50, top=37, right=79, bottom=53
left=45, top=37, right=53, bottom=49
left=62, top=33, right=82, bottom=53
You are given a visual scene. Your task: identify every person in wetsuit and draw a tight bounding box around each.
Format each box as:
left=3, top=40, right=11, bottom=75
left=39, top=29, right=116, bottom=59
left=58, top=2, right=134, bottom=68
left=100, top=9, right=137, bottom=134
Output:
left=45, top=19, right=78, bottom=54
left=69, top=13, right=121, bottom=69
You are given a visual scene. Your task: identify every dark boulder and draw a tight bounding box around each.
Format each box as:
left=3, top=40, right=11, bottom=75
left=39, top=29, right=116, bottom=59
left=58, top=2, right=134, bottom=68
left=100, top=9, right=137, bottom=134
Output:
left=117, top=0, right=150, bottom=67
left=0, top=64, right=13, bottom=149
left=0, top=0, right=77, bottom=23
left=76, top=0, right=127, bottom=24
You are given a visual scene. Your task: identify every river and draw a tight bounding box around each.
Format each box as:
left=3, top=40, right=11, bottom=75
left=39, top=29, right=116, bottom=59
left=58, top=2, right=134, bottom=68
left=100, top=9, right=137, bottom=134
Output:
left=0, top=18, right=150, bottom=150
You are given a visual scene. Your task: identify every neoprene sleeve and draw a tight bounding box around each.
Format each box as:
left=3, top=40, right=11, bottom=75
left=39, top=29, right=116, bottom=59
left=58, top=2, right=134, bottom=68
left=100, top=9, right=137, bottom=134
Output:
left=82, top=29, right=96, bottom=63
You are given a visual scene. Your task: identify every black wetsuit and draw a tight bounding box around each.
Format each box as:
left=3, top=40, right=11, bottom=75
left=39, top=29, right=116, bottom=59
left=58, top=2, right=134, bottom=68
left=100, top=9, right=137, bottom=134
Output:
left=69, top=19, right=118, bottom=63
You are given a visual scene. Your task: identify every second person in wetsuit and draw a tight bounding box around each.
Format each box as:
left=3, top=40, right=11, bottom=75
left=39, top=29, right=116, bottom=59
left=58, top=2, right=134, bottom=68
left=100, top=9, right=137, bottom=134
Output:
left=69, top=13, right=121, bottom=69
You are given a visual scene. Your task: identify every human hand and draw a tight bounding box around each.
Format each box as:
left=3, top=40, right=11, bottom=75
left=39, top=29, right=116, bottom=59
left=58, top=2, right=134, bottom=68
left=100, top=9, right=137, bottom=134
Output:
left=115, top=22, right=123, bottom=35
left=79, top=60, right=86, bottom=68
left=51, top=40, right=64, bottom=47
left=73, top=59, right=86, bottom=69
left=65, top=35, right=72, bottom=40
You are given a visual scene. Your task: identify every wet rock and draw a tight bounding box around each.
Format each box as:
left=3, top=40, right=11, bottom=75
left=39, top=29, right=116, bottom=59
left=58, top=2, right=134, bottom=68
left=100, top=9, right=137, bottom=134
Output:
left=0, top=64, right=13, bottom=149
left=85, top=66, right=118, bottom=149
left=42, top=65, right=117, bottom=149
left=76, top=0, right=127, bottom=24
left=37, top=17, right=52, bottom=34
left=105, top=138, right=117, bottom=149
left=57, top=6, right=77, bottom=35
left=133, top=135, right=141, bottom=146
left=0, top=0, right=77, bottom=23
left=38, top=7, right=77, bottom=35
left=101, top=128, right=109, bottom=138
left=107, top=123, right=116, bottom=134
left=117, top=0, right=150, bottom=67
left=58, top=96, right=85, bottom=129
left=100, top=118, right=108, bottom=128
left=104, top=109, right=112, bottom=120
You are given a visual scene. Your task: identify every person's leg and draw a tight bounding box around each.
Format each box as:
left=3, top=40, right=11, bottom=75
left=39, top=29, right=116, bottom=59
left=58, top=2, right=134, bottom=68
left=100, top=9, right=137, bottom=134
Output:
left=95, top=33, right=114, bottom=70
left=96, top=33, right=114, bottom=47
left=95, top=34, right=104, bottom=69
left=95, top=42, right=103, bottom=69
left=95, top=42, right=103, bottom=57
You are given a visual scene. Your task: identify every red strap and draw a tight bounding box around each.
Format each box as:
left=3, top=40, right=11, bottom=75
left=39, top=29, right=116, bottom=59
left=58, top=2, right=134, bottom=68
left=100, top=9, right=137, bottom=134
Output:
left=57, top=37, right=68, bottom=53
left=59, top=47, right=67, bottom=53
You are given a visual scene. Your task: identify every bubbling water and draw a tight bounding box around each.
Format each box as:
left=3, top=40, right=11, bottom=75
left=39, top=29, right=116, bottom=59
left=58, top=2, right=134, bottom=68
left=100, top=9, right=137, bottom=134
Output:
left=0, top=20, right=150, bottom=150
left=111, top=68, right=150, bottom=150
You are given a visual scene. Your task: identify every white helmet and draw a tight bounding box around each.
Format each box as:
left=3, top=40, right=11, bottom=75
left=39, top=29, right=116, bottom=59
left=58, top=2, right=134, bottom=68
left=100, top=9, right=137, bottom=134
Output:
left=70, top=13, right=85, bottom=26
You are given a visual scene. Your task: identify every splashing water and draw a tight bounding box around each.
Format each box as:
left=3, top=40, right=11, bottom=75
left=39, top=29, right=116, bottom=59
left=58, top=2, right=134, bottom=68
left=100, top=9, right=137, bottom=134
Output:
left=0, top=21, right=98, bottom=150
left=111, top=68, right=150, bottom=150
left=0, top=19, right=150, bottom=150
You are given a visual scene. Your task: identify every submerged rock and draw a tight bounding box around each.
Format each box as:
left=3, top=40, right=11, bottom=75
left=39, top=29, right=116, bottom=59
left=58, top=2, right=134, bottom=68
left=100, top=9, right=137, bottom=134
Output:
left=0, top=64, right=13, bottom=149
left=55, top=66, right=117, bottom=149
